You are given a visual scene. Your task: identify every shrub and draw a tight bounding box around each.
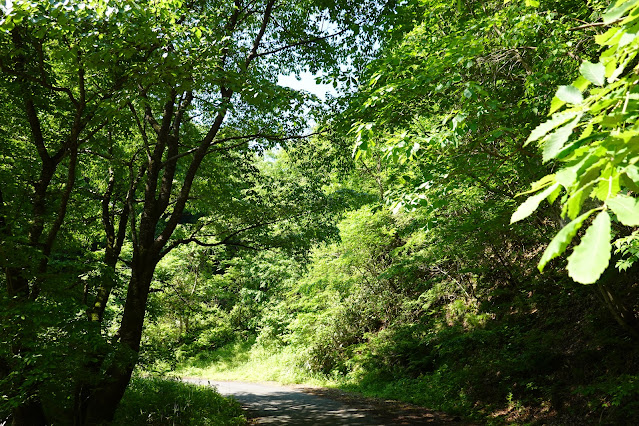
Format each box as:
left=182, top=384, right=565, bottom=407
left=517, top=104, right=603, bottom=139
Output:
left=113, top=376, right=246, bottom=425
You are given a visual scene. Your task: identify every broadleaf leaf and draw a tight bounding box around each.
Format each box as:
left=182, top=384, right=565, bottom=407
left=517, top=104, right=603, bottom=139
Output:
left=566, top=211, right=612, bottom=284
left=538, top=209, right=597, bottom=272
left=542, top=115, right=581, bottom=162
left=556, top=85, right=584, bottom=105
left=527, top=110, right=582, bottom=144
left=602, top=0, right=639, bottom=24
left=511, top=183, right=560, bottom=224
left=579, top=61, right=606, bottom=86
left=607, top=194, right=639, bottom=226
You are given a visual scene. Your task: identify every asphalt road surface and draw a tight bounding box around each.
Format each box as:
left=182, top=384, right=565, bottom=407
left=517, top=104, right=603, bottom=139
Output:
left=182, top=378, right=465, bottom=425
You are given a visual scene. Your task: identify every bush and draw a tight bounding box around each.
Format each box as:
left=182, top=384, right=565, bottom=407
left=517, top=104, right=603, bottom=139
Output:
left=113, top=376, right=246, bottom=425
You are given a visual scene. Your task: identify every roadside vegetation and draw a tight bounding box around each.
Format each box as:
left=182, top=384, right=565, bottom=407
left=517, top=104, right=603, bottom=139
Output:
left=168, top=206, right=639, bottom=424
left=3, top=0, right=639, bottom=425
left=114, top=376, right=246, bottom=425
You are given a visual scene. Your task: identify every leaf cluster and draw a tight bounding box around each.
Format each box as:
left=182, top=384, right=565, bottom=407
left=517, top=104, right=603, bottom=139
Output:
left=512, top=0, right=639, bottom=283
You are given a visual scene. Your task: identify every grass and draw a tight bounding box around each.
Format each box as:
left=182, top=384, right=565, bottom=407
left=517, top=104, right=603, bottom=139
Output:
left=175, top=340, right=334, bottom=387
left=113, top=375, right=247, bottom=425
left=174, top=340, right=475, bottom=418
left=172, top=340, right=494, bottom=423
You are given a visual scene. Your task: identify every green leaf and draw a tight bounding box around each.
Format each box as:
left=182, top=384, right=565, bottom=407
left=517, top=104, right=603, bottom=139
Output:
left=602, top=0, right=639, bottom=24
left=621, top=173, right=639, bottom=193
left=594, top=165, right=620, bottom=201
left=511, top=183, right=560, bottom=224
left=542, top=115, right=581, bottom=162
left=538, top=209, right=597, bottom=272
left=573, top=76, right=591, bottom=92
left=567, top=211, right=612, bottom=284
left=596, top=27, right=620, bottom=46
left=605, top=54, right=619, bottom=78
left=548, top=97, right=566, bottom=115
left=556, top=153, right=599, bottom=191
left=556, top=167, right=577, bottom=188
left=610, top=54, right=638, bottom=82
left=518, top=174, right=556, bottom=196
left=353, top=138, right=367, bottom=160
left=580, top=61, right=606, bottom=86
left=626, top=165, right=639, bottom=183
left=556, top=85, right=584, bottom=105
left=618, top=31, right=636, bottom=48
left=607, top=194, right=639, bottom=225
left=566, top=184, right=592, bottom=219
left=547, top=185, right=562, bottom=205
left=527, top=110, right=582, bottom=144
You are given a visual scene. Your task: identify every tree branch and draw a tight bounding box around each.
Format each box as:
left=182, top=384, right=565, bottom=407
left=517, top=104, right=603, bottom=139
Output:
left=245, top=0, right=276, bottom=67
left=24, top=98, right=50, bottom=163
left=128, top=102, right=153, bottom=161
left=138, top=86, right=162, bottom=135
left=255, top=28, right=348, bottom=59
left=568, top=18, right=623, bottom=31
left=158, top=205, right=319, bottom=259
left=160, top=130, right=322, bottom=168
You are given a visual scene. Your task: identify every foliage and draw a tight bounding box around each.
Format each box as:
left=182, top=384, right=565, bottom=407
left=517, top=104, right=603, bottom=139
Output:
left=2, top=0, right=639, bottom=424
left=511, top=0, right=639, bottom=284
left=170, top=1, right=639, bottom=424
left=577, top=374, right=639, bottom=423
left=113, top=376, right=246, bottom=425
left=348, top=0, right=603, bottom=211
left=0, top=0, right=378, bottom=423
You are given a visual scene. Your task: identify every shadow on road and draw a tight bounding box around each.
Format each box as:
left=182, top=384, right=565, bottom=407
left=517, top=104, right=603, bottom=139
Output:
left=231, top=388, right=377, bottom=424
left=184, top=378, right=468, bottom=425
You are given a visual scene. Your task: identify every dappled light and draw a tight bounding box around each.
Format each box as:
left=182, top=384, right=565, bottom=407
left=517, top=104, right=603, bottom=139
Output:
left=191, top=381, right=377, bottom=425
left=2, top=0, right=639, bottom=425
left=184, top=379, right=458, bottom=425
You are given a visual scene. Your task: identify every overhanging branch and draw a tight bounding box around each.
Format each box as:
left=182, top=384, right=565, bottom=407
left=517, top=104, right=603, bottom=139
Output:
left=568, top=18, right=623, bottom=31
left=158, top=207, right=316, bottom=259
left=160, top=130, right=323, bottom=169
left=255, top=28, right=348, bottom=59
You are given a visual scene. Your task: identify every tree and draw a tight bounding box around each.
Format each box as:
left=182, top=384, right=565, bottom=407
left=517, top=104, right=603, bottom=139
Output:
left=511, top=0, right=639, bottom=337
left=343, top=0, right=608, bottom=315
left=0, top=0, right=384, bottom=423
left=512, top=0, right=639, bottom=283
left=0, top=2, right=127, bottom=422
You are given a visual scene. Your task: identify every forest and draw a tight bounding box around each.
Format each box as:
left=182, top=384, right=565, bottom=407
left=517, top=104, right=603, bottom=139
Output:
left=1, top=0, right=639, bottom=424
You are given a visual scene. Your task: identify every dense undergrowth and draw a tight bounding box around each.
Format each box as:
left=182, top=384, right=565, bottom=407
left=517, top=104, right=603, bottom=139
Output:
left=151, top=205, right=639, bottom=424
left=135, top=1, right=639, bottom=421
left=113, top=376, right=246, bottom=425
left=5, top=0, right=639, bottom=425
left=171, top=292, right=639, bottom=425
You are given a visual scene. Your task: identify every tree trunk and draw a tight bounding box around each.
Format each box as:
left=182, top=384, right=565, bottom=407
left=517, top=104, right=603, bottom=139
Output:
left=597, top=280, right=639, bottom=340
left=4, top=267, right=48, bottom=425
left=82, top=256, right=157, bottom=424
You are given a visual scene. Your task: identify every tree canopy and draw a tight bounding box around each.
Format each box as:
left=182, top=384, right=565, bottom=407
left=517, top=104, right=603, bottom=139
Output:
left=0, top=0, right=386, bottom=423
left=2, top=0, right=639, bottom=424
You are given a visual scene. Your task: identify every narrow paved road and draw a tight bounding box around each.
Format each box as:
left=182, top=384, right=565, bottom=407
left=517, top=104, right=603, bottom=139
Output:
left=182, top=378, right=465, bottom=425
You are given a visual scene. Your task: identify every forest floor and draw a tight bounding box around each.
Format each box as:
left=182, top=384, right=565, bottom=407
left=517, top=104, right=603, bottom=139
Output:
left=182, top=378, right=474, bottom=425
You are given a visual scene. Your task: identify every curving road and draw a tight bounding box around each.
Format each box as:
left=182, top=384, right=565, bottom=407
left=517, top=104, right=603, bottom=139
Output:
left=182, top=378, right=465, bottom=425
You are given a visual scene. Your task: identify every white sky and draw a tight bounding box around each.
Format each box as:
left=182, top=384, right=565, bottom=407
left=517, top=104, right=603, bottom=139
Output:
left=277, top=72, right=337, bottom=100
